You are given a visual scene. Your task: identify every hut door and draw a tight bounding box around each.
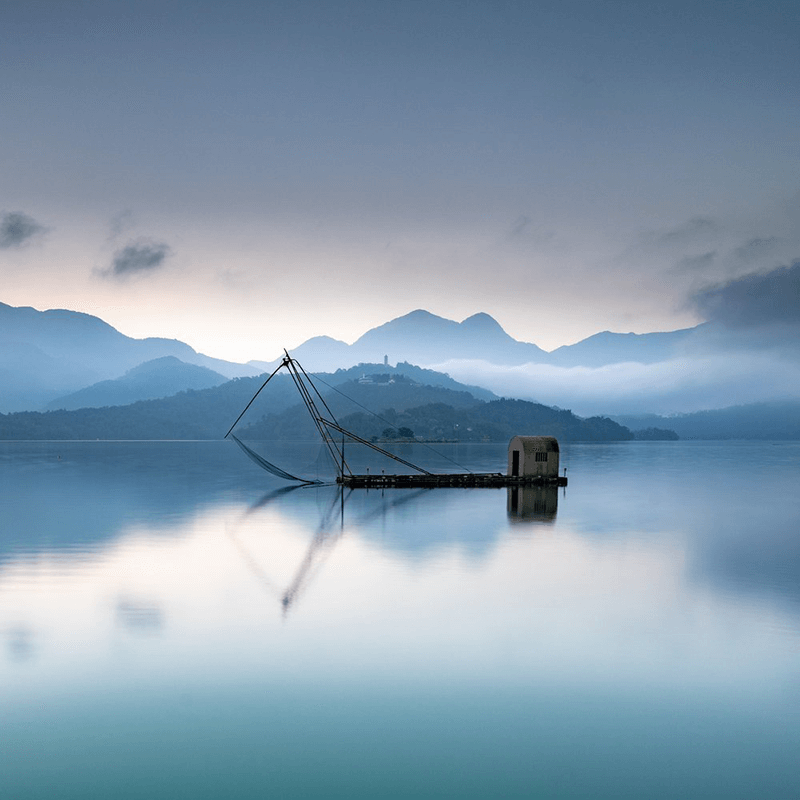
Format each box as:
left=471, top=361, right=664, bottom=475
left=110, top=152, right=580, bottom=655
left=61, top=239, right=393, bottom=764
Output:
left=512, top=450, right=520, bottom=476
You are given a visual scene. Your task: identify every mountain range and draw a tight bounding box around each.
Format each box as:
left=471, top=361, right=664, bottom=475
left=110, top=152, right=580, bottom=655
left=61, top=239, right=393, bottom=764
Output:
left=253, top=309, right=703, bottom=372
left=45, top=356, right=229, bottom=411
left=613, top=401, right=800, bottom=441
left=0, top=364, right=636, bottom=443
left=2, top=302, right=701, bottom=413
left=2, top=301, right=797, bottom=424
left=0, top=302, right=259, bottom=412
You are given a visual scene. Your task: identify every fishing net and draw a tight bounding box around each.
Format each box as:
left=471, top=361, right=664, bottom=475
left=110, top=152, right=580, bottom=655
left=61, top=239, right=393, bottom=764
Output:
left=230, top=434, right=322, bottom=484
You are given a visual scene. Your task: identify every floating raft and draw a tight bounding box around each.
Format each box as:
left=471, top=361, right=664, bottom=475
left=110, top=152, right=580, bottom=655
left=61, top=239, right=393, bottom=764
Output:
left=228, top=354, right=570, bottom=491
left=337, top=473, right=568, bottom=489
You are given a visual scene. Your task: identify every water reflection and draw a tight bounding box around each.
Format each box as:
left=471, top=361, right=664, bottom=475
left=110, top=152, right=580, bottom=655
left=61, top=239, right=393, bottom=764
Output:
left=115, top=598, right=165, bottom=633
left=3, top=625, right=35, bottom=661
left=231, top=485, right=442, bottom=616
left=506, top=485, right=559, bottom=523
left=3, top=441, right=800, bottom=610
left=228, top=485, right=345, bottom=616
left=2, top=442, right=800, bottom=799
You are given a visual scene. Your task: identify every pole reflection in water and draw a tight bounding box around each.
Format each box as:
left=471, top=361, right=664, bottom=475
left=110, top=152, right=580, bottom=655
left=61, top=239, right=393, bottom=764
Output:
left=227, top=485, right=431, bottom=617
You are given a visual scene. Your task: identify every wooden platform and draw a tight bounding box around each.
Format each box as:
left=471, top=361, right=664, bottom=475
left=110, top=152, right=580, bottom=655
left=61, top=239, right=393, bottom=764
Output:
left=337, top=473, right=568, bottom=489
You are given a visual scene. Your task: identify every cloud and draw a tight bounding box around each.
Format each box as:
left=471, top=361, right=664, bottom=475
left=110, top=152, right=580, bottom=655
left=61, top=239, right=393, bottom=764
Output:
left=108, top=209, right=135, bottom=241
left=509, top=215, right=532, bottom=237
left=0, top=211, right=47, bottom=249
left=733, top=236, right=778, bottom=264
left=103, top=239, right=172, bottom=278
left=428, top=353, right=800, bottom=417
left=658, top=216, right=720, bottom=244
left=674, top=251, right=716, bottom=273
left=691, top=260, right=800, bottom=329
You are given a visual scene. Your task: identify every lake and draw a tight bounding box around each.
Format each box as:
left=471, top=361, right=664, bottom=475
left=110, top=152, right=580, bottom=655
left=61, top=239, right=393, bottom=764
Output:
left=1, top=440, right=799, bottom=799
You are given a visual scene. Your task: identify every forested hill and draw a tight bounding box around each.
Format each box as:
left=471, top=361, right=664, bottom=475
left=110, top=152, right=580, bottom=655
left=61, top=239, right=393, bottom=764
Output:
left=239, top=392, right=633, bottom=443
left=337, top=398, right=633, bottom=443
left=0, top=373, right=297, bottom=440
left=328, top=362, right=498, bottom=401
left=0, top=368, right=633, bottom=442
left=0, top=368, right=476, bottom=440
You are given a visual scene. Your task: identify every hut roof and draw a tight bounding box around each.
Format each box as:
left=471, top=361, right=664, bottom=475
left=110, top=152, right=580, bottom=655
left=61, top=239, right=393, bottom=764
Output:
left=509, top=435, right=560, bottom=454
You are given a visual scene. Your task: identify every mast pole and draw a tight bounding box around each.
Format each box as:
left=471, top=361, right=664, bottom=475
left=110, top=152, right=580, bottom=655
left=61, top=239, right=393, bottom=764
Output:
left=283, top=353, right=352, bottom=477
left=284, top=361, right=340, bottom=468
left=224, top=359, right=288, bottom=439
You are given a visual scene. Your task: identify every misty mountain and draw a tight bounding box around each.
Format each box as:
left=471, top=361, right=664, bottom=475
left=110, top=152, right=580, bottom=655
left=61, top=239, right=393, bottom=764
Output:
left=247, top=357, right=500, bottom=402
left=240, top=374, right=486, bottom=441
left=333, top=399, right=634, bottom=444
left=264, top=310, right=720, bottom=373
left=262, top=310, right=800, bottom=418
left=613, top=401, right=800, bottom=440
left=46, top=357, right=229, bottom=411
left=250, top=335, right=353, bottom=373
left=257, top=310, right=550, bottom=372
left=7, top=301, right=798, bottom=423
left=0, top=302, right=259, bottom=411
left=353, top=310, right=549, bottom=365
left=327, top=362, right=498, bottom=402
left=225, top=371, right=634, bottom=444
left=0, top=363, right=495, bottom=441
left=547, top=326, right=704, bottom=367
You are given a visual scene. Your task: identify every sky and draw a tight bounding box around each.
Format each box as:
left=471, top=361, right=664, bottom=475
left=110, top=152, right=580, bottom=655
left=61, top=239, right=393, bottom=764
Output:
left=1, top=0, right=799, bottom=363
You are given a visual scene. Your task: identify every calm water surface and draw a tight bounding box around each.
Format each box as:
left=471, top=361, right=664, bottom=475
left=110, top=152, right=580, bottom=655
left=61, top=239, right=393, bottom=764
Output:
left=1, top=440, right=799, bottom=799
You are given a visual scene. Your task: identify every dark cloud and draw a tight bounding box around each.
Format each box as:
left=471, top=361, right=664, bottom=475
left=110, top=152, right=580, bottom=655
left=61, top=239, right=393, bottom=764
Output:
left=105, top=239, right=172, bottom=278
left=108, top=209, right=135, bottom=241
left=692, top=260, right=800, bottom=328
left=659, top=216, right=720, bottom=244
left=675, top=251, right=716, bottom=273
left=509, top=215, right=532, bottom=237
left=734, top=236, right=778, bottom=263
left=0, top=211, right=47, bottom=248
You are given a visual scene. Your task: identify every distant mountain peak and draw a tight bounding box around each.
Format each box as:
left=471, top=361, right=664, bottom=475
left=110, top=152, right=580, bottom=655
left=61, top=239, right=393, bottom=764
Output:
left=403, top=309, right=443, bottom=320
left=125, top=355, right=187, bottom=376
left=381, top=309, right=453, bottom=328
left=460, top=312, right=505, bottom=332
left=301, top=335, right=348, bottom=345
left=461, top=311, right=497, bottom=324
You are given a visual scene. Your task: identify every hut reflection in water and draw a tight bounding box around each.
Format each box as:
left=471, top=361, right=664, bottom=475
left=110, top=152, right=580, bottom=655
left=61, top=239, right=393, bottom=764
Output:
left=507, top=485, right=559, bottom=523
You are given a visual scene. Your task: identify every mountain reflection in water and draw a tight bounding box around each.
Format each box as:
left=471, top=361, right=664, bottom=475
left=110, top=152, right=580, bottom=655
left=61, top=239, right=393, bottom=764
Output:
left=1, top=441, right=799, bottom=800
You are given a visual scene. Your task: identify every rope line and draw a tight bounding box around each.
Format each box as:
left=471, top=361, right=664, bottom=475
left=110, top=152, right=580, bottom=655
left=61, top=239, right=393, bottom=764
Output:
left=308, top=372, right=472, bottom=473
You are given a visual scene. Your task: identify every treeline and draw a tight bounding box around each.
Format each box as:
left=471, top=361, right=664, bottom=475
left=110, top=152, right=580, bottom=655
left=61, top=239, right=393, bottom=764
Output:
left=633, top=427, right=679, bottom=441
left=0, top=368, right=634, bottom=442
left=242, top=377, right=485, bottom=441
left=244, top=397, right=634, bottom=443
left=0, top=374, right=296, bottom=440
left=614, top=400, right=800, bottom=440
left=0, top=371, right=478, bottom=440
left=329, top=362, right=498, bottom=401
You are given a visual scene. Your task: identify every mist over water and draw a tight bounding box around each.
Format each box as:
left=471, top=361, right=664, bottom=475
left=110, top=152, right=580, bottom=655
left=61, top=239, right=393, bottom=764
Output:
left=2, top=440, right=799, bottom=799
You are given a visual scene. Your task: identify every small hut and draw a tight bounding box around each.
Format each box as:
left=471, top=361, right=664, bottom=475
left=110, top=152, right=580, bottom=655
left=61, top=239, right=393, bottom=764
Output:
left=508, top=436, right=560, bottom=479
